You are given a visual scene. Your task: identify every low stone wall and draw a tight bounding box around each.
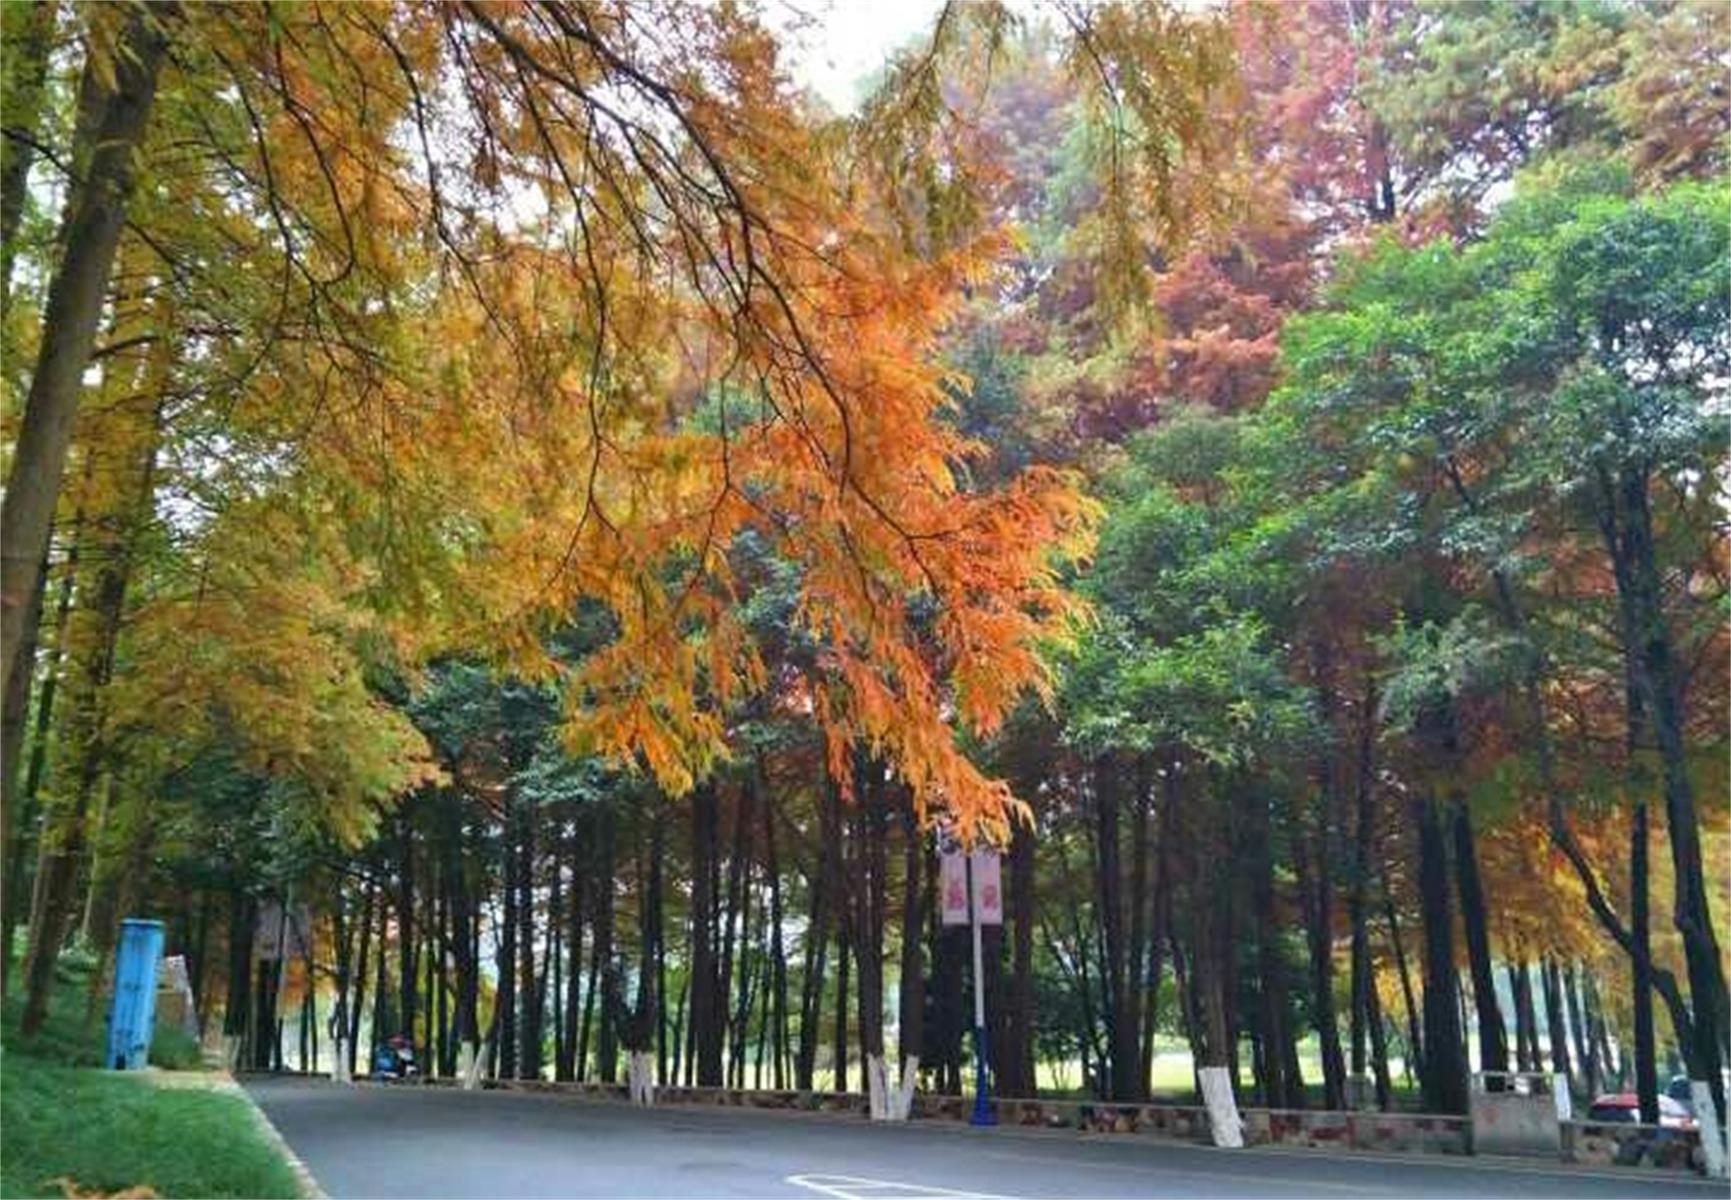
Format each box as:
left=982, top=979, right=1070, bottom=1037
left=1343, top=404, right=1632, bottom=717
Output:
left=913, top=1095, right=1214, bottom=1140
left=1252, top=1109, right=1471, bottom=1156
left=1561, top=1120, right=1703, bottom=1172
left=413, top=1076, right=1699, bottom=1176
left=909, top=1095, right=1466, bottom=1158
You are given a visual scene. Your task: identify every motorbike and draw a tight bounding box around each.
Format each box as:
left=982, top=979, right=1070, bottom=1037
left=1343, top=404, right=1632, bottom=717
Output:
left=371, top=1036, right=421, bottom=1083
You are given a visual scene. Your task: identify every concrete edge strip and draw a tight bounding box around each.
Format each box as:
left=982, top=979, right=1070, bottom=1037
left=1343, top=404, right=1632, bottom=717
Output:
left=390, top=1077, right=1714, bottom=1188
left=217, top=1074, right=327, bottom=1200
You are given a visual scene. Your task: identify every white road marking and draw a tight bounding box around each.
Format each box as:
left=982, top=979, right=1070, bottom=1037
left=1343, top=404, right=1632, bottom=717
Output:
left=967, top=1147, right=1391, bottom=1195
left=785, top=1173, right=1021, bottom=1200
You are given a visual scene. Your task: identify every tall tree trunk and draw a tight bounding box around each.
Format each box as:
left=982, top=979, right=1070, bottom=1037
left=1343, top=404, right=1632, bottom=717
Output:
left=1347, top=680, right=1379, bottom=1104
left=656, top=857, right=671, bottom=1087
left=752, top=931, right=772, bottom=1089
left=1413, top=792, right=1468, bottom=1114
left=765, top=796, right=787, bottom=1091
left=1194, top=889, right=1231, bottom=1075
left=1383, top=881, right=1422, bottom=1083
left=1632, top=800, right=1660, bottom=1124
left=719, top=790, right=745, bottom=1049
left=1586, top=973, right=1618, bottom=1087
left=82, top=787, right=158, bottom=1021
left=372, top=886, right=391, bottom=1050
left=517, top=802, right=542, bottom=1080
left=896, top=802, right=924, bottom=1085
left=671, top=969, right=689, bottom=1087
left=726, top=798, right=757, bottom=1090
left=222, top=889, right=254, bottom=1066
left=1092, top=758, right=1139, bottom=1101
left=851, top=765, right=887, bottom=1098
left=795, top=796, right=831, bottom=1091
left=577, top=916, right=599, bottom=1081
left=24, top=250, right=170, bottom=1018
left=254, top=953, right=282, bottom=1072
left=497, top=798, right=518, bottom=1078
left=931, top=882, right=964, bottom=1095
left=1306, top=642, right=1349, bottom=1111
left=434, top=855, right=450, bottom=1075
left=641, top=811, right=664, bottom=1077
left=1507, top=965, right=1530, bottom=1070
left=593, top=805, right=617, bottom=1084
left=19, top=374, right=165, bottom=1035
left=1451, top=802, right=1509, bottom=1089
left=1603, top=463, right=1726, bottom=1126
left=190, top=888, right=212, bottom=1030
left=690, top=784, right=723, bottom=1086
left=557, top=814, right=583, bottom=1082
left=331, top=882, right=352, bottom=1075
left=549, top=845, right=563, bottom=1078
left=832, top=928, right=850, bottom=1092
left=0, top=3, right=172, bottom=689
left=0, top=0, right=56, bottom=313
left=0, top=562, right=43, bottom=1002
left=1141, top=799, right=1172, bottom=1097
left=1, top=482, right=84, bottom=998
left=349, top=879, right=375, bottom=1077
left=1253, top=805, right=1292, bottom=1108
left=448, top=810, right=478, bottom=1073
left=1510, top=960, right=1540, bottom=1073
left=1125, top=763, right=1152, bottom=1102
left=1566, top=962, right=1596, bottom=1097
left=398, top=820, right=419, bottom=1054
left=1365, top=946, right=1393, bottom=1110
left=1296, top=834, right=1343, bottom=1110
left=1541, top=957, right=1572, bottom=1084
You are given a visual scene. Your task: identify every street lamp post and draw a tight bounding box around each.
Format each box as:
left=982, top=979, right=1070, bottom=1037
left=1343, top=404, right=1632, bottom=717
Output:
left=966, top=851, right=995, bottom=1127
left=941, top=830, right=1001, bottom=1127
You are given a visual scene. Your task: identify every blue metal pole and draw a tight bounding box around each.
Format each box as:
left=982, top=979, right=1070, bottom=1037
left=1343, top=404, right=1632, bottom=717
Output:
left=107, top=918, right=165, bottom=1070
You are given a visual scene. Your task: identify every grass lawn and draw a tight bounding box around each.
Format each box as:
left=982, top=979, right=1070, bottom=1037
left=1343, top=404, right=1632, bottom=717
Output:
left=0, top=952, right=301, bottom=1199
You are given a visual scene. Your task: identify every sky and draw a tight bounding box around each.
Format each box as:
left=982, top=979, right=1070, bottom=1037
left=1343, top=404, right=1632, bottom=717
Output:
left=773, top=0, right=949, bottom=113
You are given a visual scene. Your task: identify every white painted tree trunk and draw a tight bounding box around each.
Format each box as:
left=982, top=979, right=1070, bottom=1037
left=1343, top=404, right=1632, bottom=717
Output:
left=1200, top=1066, right=1244, bottom=1148
left=866, top=1054, right=918, bottom=1121
left=460, top=1040, right=485, bottom=1090
left=1693, top=1082, right=1726, bottom=1179
left=891, top=1054, right=919, bottom=1121
left=627, top=1050, right=656, bottom=1106
left=223, top=1034, right=244, bottom=1074
left=332, top=1035, right=352, bottom=1084
left=866, top=1054, right=887, bottom=1119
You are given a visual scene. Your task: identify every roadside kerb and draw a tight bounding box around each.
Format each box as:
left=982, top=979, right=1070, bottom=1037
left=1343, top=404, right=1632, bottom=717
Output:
left=389, top=1074, right=1700, bottom=1177
left=154, top=1069, right=326, bottom=1199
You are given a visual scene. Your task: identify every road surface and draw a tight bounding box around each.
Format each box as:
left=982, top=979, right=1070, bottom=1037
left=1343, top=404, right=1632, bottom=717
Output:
left=243, top=1078, right=1721, bottom=1199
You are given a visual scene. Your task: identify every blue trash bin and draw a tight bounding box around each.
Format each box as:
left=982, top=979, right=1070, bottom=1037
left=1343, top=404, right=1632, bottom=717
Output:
left=106, top=918, right=165, bottom=1070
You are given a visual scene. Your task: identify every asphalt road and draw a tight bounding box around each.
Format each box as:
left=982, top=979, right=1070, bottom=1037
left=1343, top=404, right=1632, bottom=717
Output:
left=243, top=1078, right=1723, bottom=1200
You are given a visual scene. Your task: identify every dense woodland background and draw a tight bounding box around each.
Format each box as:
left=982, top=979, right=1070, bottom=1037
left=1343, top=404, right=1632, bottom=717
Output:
left=1, top=0, right=1727, bottom=1130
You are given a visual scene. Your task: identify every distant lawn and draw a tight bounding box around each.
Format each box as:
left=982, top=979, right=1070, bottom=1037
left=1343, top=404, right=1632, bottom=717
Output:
left=0, top=952, right=300, bottom=1199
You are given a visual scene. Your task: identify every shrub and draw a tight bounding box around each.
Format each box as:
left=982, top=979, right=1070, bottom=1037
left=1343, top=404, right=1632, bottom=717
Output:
left=149, top=1025, right=205, bottom=1071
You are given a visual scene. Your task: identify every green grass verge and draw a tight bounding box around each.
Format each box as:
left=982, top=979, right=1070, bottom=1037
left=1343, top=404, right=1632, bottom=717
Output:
left=1, top=1057, right=302, bottom=1199
left=1, top=953, right=301, bottom=1199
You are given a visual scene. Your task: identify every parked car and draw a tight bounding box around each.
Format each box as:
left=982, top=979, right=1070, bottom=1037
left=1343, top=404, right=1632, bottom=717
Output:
left=1586, top=1092, right=1697, bottom=1131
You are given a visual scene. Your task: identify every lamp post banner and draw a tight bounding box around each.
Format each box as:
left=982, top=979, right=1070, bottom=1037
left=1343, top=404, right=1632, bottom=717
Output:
left=940, top=848, right=969, bottom=926
left=970, top=849, right=1002, bottom=925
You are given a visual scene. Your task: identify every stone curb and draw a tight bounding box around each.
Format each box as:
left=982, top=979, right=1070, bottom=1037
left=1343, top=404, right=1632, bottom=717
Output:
left=391, top=1075, right=1707, bottom=1181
